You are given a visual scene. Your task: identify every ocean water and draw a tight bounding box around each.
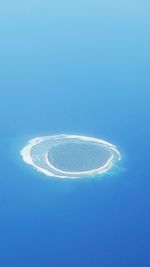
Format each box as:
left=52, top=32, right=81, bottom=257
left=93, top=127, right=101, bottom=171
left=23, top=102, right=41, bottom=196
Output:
left=0, top=1, right=150, bottom=266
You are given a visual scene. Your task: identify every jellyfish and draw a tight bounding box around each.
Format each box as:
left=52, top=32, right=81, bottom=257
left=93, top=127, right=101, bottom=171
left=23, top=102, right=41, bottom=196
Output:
left=20, top=134, right=121, bottom=179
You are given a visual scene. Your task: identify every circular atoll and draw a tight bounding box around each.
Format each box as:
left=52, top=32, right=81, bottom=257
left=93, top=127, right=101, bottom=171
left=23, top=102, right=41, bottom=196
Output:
left=20, top=134, right=121, bottom=179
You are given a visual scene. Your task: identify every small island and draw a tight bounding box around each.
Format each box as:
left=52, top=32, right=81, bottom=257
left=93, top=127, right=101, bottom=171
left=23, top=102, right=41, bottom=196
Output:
left=21, top=135, right=121, bottom=179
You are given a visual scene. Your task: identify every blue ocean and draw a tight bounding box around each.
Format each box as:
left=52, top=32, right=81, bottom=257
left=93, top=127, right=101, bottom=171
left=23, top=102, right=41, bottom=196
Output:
left=0, top=1, right=150, bottom=266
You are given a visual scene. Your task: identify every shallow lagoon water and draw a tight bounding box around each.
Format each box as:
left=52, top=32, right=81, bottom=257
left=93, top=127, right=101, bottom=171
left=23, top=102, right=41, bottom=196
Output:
left=21, top=135, right=121, bottom=178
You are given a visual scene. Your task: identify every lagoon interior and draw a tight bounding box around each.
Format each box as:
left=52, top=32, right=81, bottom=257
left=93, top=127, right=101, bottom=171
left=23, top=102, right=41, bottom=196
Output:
left=48, top=141, right=111, bottom=172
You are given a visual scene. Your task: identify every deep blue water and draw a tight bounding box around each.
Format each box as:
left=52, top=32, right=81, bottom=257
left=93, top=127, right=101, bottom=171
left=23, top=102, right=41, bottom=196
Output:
left=0, top=1, right=150, bottom=266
